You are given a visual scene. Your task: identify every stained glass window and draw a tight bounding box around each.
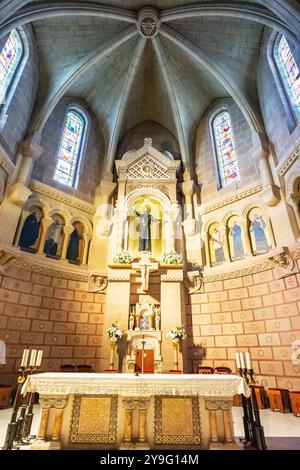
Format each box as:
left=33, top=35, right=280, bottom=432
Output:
left=213, top=111, right=239, bottom=187
left=0, top=30, right=23, bottom=104
left=53, top=110, right=86, bottom=187
left=277, top=35, right=300, bottom=115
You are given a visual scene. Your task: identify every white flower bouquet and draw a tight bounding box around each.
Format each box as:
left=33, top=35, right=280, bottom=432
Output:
left=106, top=322, right=122, bottom=340
left=166, top=325, right=186, bottom=340
left=112, top=251, right=134, bottom=264
left=161, top=251, right=183, bottom=265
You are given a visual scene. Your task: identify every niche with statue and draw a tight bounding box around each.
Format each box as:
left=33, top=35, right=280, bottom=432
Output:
left=126, top=302, right=162, bottom=373
left=44, top=214, right=65, bottom=258
left=67, top=221, right=85, bottom=265
left=18, top=207, right=43, bottom=253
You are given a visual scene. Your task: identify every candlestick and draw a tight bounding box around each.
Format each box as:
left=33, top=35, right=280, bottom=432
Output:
left=29, top=350, right=37, bottom=367
left=35, top=350, right=43, bottom=367
left=245, top=352, right=252, bottom=370
left=235, top=352, right=241, bottom=369
left=20, top=349, right=30, bottom=368
left=239, top=352, right=245, bottom=369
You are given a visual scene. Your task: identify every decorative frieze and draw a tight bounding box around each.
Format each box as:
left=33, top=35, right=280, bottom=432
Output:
left=278, top=144, right=300, bottom=176
left=30, top=180, right=95, bottom=215
left=202, top=185, right=262, bottom=214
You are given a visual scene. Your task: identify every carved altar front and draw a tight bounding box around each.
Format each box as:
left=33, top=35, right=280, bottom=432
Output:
left=23, top=372, right=250, bottom=450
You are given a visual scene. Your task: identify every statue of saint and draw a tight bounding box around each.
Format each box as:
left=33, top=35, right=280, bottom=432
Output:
left=134, top=205, right=159, bottom=252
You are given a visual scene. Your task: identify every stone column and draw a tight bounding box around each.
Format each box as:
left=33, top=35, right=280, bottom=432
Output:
left=36, top=399, right=51, bottom=441
left=160, top=268, right=186, bottom=372
left=137, top=399, right=150, bottom=449
left=121, top=399, right=135, bottom=446
left=38, top=217, right=53, bottom=254
left=181, top=180, right=197, bottom=237
left=89, top=181, right=116, bottom=270
left=82, top=232, right=92, bottom=266
left=205, top=399, right=236, bottom=449
left=100, top=267, right=131, bottom=372
left=0, top=135, right=43, bottom=245
left=209, top=410, right=219, bottom=443
left=257, top=133, right=280, bottom=207
left=61, top=226, right=73, bottom=261
left=243, top=221, right=252, bottom=257
left=223, top=409, right=234, bottom=443
left=223, top=226, right=231, bottom=262
left=116, top=206, right=127, bottom=252
left=31, top=395, right=68, bottom=450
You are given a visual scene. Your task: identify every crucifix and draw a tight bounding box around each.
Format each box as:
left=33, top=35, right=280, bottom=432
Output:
left=132, top=252, right=158, bottom=292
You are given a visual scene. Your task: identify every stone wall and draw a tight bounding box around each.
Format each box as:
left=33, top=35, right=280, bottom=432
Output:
left=187, top=265, right=300, bottom=390
left=0, top=267, right=105, bottom=385
left=195, top=98, right=260, bottom=203
left=31, top=97, right=104, bottom=203
left=116, top=120, right=181, bottom=161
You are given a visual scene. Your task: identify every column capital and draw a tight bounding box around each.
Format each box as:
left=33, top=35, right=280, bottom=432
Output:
left=8, top=182, right=32, bottom=206
left=63, top=225, right=74, bottom=236
left=95, top=181, right=116, bottom=199
left=205, top=398, right=232, bottom=411
left=20, top=135, right=44, bottom=161
left=39, top=395, right=68, bottom=409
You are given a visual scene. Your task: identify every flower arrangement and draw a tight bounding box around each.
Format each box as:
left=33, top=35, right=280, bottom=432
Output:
left=166, top=325, right=186, bottom=341
left=112, top=251, right=134, bottom=264
left=106, top=322, right=122, bottom=340
left=161, top=251, right=183, bottom=265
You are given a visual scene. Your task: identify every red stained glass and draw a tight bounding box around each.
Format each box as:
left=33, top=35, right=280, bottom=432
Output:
left=213, top=111, right=239, bottom=187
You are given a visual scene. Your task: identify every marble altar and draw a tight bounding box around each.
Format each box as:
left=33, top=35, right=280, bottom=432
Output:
left=22, top=372, right=250, bottom=450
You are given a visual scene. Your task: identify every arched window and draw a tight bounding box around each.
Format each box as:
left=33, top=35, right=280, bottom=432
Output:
left=53, top=109, right=86, bottom=188
left=212, top=111, right=239, bottom=188
left=276, top=35, right=300, bottom=118
left=0, top=30, right=23, bottom=103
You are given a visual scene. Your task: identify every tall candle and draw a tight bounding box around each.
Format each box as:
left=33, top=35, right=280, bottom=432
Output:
left=239, top=352, right=245, bottom=369
left=36, top=350, right=43, bottom=367
left=245, top=352, right=252, bottom=370
left=29, top=349, right=37, bottom=367
left=21, top=349, right=30, bottom=367
left=235, top=352, right=241, bottom=369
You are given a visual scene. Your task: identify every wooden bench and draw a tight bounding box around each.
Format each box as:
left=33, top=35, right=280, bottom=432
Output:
left=289, top=391, right=300, bottom=417
left=268, top=388, right=291, bottom=413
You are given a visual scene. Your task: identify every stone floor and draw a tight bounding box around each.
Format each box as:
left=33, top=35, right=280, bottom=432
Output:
left=0, top=405, right=299, bottom=450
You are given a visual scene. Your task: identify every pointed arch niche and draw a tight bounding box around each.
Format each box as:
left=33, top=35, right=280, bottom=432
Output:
left=114, top=138, right=181, bottom=260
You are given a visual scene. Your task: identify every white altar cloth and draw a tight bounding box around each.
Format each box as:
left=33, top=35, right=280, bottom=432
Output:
left=22, top=372, right=250, bottom=398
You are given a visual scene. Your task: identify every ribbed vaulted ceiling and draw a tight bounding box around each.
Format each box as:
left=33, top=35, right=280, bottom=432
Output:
left=1, top=1, right=299, bottom=176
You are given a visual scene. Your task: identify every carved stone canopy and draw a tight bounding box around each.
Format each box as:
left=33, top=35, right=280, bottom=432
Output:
left=115, top=138, right=180, bottom=181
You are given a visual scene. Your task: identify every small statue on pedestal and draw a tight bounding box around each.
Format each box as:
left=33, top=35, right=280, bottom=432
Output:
left=155, top=307, right=160, bottom=331
left=129, top=311, right=135, bottom=331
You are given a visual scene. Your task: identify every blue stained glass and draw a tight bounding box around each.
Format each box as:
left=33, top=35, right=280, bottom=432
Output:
left=53, top=110, right=85, bottom=187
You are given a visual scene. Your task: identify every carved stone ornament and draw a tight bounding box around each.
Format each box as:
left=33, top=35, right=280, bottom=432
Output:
left=140, top=17, right=157, bottom=37
left=88, top=273, right=108, bottom=292
left=185, top=270, right=203, bottom=294
left=0, top=249, right=17, bottom=273
left=205, top=399, right=232, bottom=411
left=270, top=248, right=297, bottom=278
left=122, top=398, right=150, bottom=410
left=39, top=395, right=68, bottom=409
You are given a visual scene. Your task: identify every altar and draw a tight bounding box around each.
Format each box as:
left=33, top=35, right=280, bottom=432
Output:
left=22, top=373, right=250, bottom=450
